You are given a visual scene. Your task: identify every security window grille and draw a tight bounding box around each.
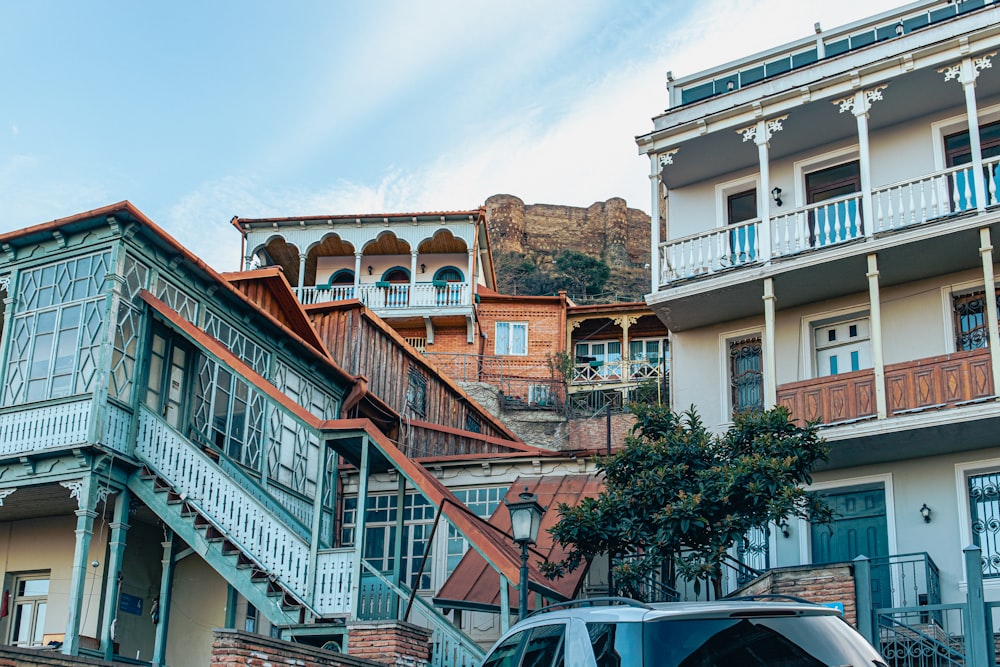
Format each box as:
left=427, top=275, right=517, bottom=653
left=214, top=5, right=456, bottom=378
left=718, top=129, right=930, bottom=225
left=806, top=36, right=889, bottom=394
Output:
left=464, top=413, right=481, bottom=433
left=953, top=290, right=1000, bottom=351
left=406, top=365, right=427, bottom=417
left=729, top=336, right=763, bottom=414
left=969, top=471, right=1000, bottom=578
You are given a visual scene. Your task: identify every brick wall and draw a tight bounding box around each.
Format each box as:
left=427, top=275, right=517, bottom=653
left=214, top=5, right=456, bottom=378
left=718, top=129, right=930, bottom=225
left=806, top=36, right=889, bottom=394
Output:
left=739, top=562, right=858, bottom=627
left=0, top=646, right=132, bottom=667
left=211, top=629, right=383, bottom=667
left=346, top=621, right=432, bottom=667
left=567, top=412, right=636, bottom=452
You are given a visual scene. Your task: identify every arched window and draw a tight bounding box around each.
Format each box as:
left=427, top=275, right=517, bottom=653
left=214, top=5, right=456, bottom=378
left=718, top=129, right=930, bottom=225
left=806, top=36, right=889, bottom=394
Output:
left=381, top=267, right=410, bottom=283
left=329, top=269, right=355, bottom=285
left=433, top=266, right=464, bottom=282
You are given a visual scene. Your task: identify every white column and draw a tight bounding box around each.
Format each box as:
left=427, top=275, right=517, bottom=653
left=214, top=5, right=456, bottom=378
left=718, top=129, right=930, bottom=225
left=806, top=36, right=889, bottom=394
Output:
left=353, top=252, right=363, bottom=289
left=243, top=254, right=253, bottom=271
left=979, top=228, right=1000, bottom=396
left=738, top=117, right=787, bottom=263
left=941, top=54, right=996, bottom=210
left=410, top=251, right=419, bottom=307
left=297, top=252, right=307, bottom=294
left=762, top=278, right=777, bottom=408
left=650, top=149, right=677, bottom=290
left=867, top=254, right=887, bottom=419
left=833, top=86, right=887, bottom=234
left=467, top=249, right=476, bottom=305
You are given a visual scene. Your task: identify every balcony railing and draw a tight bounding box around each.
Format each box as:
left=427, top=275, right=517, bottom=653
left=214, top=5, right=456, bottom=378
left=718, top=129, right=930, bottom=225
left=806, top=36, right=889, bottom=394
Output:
left=296, top=282, right=471, bottom=309
left=571, top=359, right=667, bottom=385
left=658, top=157, right=1000, bottom=287
left=776, top=347, right=994, bottom=426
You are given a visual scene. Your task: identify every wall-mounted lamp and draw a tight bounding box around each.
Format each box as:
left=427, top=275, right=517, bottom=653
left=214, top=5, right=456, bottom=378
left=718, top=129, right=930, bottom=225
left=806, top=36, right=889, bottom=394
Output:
left=779, top=520, right=790, bottom=538
left=920, top=503, right=931, bottom=523
left=420, top=263, right=426, bottom=274
left=367, top=265, right=373, bottom=276
left=771, top=186, right=783, bottom=207
left=895, top=21, right=904, bottom=37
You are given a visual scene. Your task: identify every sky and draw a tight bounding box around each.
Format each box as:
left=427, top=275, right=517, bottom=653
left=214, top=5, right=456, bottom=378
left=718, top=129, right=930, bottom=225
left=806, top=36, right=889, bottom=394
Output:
left=2, top=0, right=905, bottom=271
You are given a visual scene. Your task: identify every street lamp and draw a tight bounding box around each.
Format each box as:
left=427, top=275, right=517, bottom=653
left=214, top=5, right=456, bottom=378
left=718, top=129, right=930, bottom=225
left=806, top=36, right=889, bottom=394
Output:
left=505, top=487, right=545, bottom=619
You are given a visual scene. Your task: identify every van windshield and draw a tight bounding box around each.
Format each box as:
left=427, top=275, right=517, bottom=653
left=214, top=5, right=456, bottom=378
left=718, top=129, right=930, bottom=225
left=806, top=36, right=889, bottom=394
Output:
left=641, top=615, right=884, bottom=667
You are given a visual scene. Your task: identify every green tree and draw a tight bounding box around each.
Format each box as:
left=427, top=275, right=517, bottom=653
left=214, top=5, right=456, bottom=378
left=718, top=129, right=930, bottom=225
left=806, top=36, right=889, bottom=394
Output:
left=543, top=405, right=833, bottom=599
left=553, top=250, right=610, bottom=297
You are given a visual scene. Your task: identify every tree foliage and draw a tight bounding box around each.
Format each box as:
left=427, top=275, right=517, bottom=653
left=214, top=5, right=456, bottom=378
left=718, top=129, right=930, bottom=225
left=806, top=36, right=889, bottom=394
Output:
left=553, top=250, right=610, bottom=297
left=542, top=404, right=833, bottom=598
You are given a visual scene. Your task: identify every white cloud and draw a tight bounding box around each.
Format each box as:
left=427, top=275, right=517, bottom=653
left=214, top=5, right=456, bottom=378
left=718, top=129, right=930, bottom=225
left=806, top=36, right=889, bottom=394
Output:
left=10, top=125, right=18, bottom=137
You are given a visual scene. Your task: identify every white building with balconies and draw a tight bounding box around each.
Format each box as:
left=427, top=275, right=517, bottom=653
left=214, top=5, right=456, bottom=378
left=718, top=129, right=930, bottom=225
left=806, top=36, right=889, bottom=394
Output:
left=639, top=0, right=1000, bottom=637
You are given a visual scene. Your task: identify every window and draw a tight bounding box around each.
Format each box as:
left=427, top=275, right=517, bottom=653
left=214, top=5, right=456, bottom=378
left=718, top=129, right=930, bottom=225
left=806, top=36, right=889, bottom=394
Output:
left=329, top=269, right=354, bottom=285
left=3, top=253, right=110, bottom=406
left=433, top=266, right=463, bottom=282
left=528, top=384, right=552, bottom=406
left=8, top=574, right=49, bottom=647
left=191, top=354, right=265, bottom=471
left=575, top=340, right=622, bottom=380
left=341, top=492, right=437, bottom=590
left=953, top=289, right=1000, bottom=351
left=727, top=188, right=758, bottom=264
left=464, top=413, right=481, bottom=433
left=629, top=339, right=667, bottom=380
left=145, top=327, right=194, bottom=431
left=406, top=365, right=427, bottom=417
left=729, top=336, right=763, bottom=414
left=814, top=316, right=871, bottom=376
left=496, top=322, right=528, bottom=356
left=446, top=487, right=508, bottom=577
left=969, top=470, right=1000, bottom=578
left=945, top=120, right=1000, bottom=210
left=806, top=161, right=862, bottom=246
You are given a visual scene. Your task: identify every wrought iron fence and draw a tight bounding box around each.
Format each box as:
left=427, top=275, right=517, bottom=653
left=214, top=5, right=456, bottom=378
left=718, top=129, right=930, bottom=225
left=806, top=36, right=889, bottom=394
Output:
left=877, top=604, right=967, bottom=667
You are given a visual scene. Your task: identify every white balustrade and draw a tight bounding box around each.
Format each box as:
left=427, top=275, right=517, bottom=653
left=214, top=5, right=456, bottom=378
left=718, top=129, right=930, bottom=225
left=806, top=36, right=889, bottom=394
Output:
left=871, top=164, right=980, bottom=233
left=296, top=282, right=471, bottom=309
left=102, top=403, right=133, bottom=454
left=658, top=219, right=760, bottom=284
left=135, top=406, right=313, bottom=596
left=770, top=193, right=863, bottom=258
left=312, top=548, right=355, bottom=615
left=0, top=399, right=91, bottom=456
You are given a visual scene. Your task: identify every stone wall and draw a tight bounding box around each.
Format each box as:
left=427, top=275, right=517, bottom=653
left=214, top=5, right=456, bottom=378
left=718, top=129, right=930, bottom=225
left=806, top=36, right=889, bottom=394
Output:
left=485, top=194, right=651, bottom=299
left=211, top=629, right=384, bottom=667
left=738, top=562, right=858, bottom=627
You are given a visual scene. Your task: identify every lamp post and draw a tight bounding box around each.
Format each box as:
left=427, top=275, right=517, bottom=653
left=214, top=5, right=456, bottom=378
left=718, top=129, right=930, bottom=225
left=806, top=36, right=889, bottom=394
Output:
left=505, top=487, right=545, bottom=620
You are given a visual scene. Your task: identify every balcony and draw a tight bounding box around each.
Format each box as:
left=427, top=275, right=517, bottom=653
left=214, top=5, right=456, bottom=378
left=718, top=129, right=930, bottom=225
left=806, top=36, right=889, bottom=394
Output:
left=296, top=281, right=471, bottom=315
left=660, top=160, right=1000, bottom=286
left=778, top=347, right=994, bottom=427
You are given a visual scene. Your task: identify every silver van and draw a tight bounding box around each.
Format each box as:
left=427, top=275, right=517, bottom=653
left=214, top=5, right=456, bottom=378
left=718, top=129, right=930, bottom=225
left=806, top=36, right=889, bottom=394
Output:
left=481, top=597, right=886, bottom=667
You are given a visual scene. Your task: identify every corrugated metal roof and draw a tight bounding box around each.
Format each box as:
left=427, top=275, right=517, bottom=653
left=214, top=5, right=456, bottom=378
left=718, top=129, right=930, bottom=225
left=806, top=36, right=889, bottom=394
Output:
left=434, top=473, right=604, bottom=613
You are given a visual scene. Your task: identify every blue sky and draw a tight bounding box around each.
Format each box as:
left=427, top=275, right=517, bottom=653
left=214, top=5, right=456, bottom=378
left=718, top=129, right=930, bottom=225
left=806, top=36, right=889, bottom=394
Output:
left=2, top=0, right=901, bottom=270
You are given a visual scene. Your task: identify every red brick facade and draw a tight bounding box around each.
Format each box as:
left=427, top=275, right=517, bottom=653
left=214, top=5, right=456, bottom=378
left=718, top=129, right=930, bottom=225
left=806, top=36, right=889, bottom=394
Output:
left=211, top=629, right=384, bottom=667
left=346, top=621, right=432, bottom=667
left=567, top=412, right=636, bottom=453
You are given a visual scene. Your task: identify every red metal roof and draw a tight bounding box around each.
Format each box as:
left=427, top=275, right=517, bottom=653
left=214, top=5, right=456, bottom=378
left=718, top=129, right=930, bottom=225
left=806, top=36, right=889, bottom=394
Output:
left=434, top=473, right=604, bottom=613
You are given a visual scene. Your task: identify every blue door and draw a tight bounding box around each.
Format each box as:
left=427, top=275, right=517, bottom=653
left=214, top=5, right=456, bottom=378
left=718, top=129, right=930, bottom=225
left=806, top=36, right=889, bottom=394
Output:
left=811, top=485, right=891, bottom=613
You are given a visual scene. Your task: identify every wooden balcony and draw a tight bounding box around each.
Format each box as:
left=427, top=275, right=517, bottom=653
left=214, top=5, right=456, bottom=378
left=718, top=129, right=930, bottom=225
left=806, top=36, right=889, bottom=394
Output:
left=776, top=347, right=994, bottom=426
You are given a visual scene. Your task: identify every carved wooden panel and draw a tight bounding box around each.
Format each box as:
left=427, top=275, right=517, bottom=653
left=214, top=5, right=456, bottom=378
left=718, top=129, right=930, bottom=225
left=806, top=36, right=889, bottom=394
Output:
left=885, top=347, right=993, bottom=415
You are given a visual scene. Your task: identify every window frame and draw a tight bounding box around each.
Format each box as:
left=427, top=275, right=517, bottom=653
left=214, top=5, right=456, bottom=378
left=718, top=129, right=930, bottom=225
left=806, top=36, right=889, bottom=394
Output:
left=495, top=321, right=529, bottom=356
left=7, top=572, right=50, bottom=648
left=811, top=313, right=872, bottom=377
left=726, top=334, right=764, bottom=416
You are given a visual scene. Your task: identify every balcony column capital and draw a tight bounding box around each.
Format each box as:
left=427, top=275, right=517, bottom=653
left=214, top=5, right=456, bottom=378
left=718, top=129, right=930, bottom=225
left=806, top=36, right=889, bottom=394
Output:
left=940, top=53, right=996, bottom=86
left=737, top=116, right=787, bottom=147
left=833, top=85, right=888, bottom=118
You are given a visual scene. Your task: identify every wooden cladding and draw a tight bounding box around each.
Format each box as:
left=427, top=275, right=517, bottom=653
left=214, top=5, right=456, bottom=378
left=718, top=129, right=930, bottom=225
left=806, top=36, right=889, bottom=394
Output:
left=777, top=368, right=876, bottom=426
left=777, top=347, right=994, bottom=426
